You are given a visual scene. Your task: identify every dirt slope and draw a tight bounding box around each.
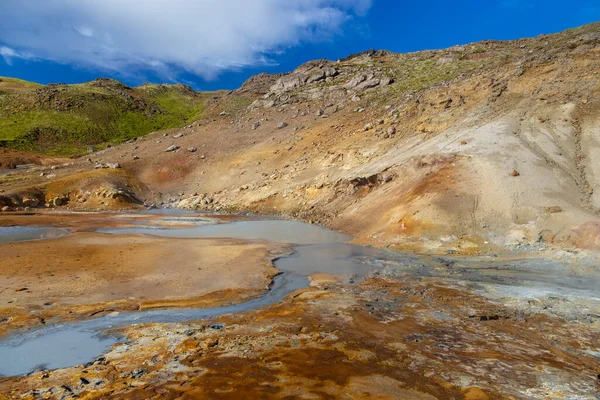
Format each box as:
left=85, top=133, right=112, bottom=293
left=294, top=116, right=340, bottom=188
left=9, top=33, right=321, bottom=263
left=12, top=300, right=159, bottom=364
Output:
left=2, top=22, right=600, bottom=255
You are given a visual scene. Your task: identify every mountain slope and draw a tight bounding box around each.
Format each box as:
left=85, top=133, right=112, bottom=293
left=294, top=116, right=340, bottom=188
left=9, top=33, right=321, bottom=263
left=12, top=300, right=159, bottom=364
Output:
left=2, top=21, right=600, bottom=255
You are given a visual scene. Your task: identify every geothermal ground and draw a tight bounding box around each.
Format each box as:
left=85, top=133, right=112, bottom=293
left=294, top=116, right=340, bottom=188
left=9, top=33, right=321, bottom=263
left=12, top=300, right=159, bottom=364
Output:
left=0, top=211, right=598, bottom=399
left=1, top=22, right=600, bottom=399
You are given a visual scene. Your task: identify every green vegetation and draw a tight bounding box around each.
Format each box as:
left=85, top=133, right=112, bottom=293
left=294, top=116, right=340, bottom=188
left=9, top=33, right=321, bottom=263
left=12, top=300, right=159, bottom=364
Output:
left=0, top=77, right=211, bottom=156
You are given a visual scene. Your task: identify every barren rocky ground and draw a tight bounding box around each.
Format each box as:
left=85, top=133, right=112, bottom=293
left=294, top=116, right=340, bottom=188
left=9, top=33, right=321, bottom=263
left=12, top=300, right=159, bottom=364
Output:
left=1, top=22, right=600, bottom=399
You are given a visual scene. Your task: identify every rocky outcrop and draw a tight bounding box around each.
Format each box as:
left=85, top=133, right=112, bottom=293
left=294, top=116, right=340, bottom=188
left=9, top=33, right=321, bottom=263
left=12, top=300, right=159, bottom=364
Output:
left=249, top=58, right=393, bottom=109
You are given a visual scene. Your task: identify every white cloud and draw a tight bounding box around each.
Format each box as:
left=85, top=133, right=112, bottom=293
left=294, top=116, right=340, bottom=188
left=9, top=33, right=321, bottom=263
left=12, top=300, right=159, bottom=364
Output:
left=75, top=26, right=95, bottom=38
left=0, top=0, right=372, bottom=80
left=0, top=45, right=33, bottom=65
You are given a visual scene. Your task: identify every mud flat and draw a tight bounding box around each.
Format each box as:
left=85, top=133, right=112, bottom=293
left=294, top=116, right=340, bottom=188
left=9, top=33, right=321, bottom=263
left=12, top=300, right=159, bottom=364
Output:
left=0, top=211, right=283, bottom=341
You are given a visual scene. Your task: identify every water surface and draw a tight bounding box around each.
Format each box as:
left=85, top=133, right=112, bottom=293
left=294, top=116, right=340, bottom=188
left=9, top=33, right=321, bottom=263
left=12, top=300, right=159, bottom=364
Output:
left=0, top=226, right=69, bottom=243
left=101, top=219, right=351, bottom=244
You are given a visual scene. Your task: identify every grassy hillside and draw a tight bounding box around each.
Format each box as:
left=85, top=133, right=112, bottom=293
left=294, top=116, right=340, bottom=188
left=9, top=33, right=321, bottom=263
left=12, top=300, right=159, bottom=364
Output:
left=0, top=77, right=212, bottom=156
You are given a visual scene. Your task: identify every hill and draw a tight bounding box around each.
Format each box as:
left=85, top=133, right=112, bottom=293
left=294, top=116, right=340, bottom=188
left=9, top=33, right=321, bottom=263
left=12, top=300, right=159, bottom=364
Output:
left=0, top=78, right=225, bottom=156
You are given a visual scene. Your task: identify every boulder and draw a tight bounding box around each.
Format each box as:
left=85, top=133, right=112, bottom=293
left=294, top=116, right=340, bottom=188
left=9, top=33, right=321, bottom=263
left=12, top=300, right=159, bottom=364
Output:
left=344, top=75, right=367, bottom=90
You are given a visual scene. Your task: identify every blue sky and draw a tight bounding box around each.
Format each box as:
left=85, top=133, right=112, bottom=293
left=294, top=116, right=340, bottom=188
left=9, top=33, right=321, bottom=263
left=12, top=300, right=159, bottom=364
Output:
left=0, top=0, right=598, bottom=91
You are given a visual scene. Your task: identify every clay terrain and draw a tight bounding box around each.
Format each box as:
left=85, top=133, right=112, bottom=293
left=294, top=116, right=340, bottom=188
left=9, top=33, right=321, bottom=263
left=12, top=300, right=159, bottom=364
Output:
left=1, top=22, right=600, bottom=399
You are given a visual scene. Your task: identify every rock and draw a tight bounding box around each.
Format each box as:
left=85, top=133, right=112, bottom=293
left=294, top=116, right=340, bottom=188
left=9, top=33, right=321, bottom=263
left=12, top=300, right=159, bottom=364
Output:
left=460, top=140, right=468, bottom=145
left=173, top=133, right=184, bottom=138
left=219, top=111, right=228, bottom=116
left=277, top=122, right=288, bottom=129
left=187, top=147, right=197, bottom=153
left=129, top=369, right=147, bottom=379
left=355, top=77, right=380, bottom=91
left=133, top=155, right=140, bottom=160
left=380, top=173, right=393, bottom=183
left=511, top=169, right=520, bottom=177
left=380, top=77, right=393, bottom=86
left=316, top=109, right=324, bottom=116
left=52, top=197, right=64, bottom=207
left=22, top=197, right=39, bottom=207
left=1, top=206, right=11, bottom=212
left=545, top=206, right=563, bottom=213
left=200, top=154, right=206, bottom=159
left=270, top=75, right=304, bottom=94
left=251, top=121, right=261, bottom=130
left=106, top=163, right=121, bottom=169
left=200, top=338, right=219, bottom=349
left=40, top=172, right=45, bottom=177
left=165, top=145, right=180, bottom=152
left=344, top=74, right=367, bottom=90
left=307, top=70, right=326, bottom=83
left=387, top=127, right=396, bottom=136
left=363, top=123, right=374, bottom=131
